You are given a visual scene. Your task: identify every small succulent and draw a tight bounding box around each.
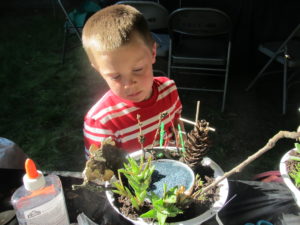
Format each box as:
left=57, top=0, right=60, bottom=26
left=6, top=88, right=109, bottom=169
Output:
left=289, top=142, right=300, bottom=188
left=191, top=174, right=208, bottom=201
left=289, top=163, right=300, bottom=188
left=113, top=156, right=155, bottom=210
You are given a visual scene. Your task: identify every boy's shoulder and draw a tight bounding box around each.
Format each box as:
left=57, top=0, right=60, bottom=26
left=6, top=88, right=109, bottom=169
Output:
left=154, top=76, right=172, bottom=83
left=153, top=76, right=175, bottom=87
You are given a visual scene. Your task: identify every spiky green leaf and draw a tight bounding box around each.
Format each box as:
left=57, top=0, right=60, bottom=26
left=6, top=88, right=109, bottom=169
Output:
left=140, top=209, right=156, bottom=218
left=295, top=143, right=300, bottom=153
left=157, top=212, right=168, bottom=225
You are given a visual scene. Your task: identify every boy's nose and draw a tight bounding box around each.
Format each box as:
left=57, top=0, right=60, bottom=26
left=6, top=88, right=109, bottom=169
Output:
left=124, top=78, right=137, bottom=88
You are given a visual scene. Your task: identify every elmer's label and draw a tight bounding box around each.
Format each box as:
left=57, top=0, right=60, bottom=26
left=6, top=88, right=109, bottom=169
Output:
left=23, top=191, right=69, bottom=225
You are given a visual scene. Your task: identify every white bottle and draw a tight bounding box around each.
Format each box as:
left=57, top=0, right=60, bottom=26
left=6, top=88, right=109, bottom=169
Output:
left=11, top=158, right=70, bottom=225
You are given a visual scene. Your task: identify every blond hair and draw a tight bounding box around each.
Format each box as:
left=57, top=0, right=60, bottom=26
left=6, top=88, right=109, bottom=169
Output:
left=82, top=4, right=154, bottom=64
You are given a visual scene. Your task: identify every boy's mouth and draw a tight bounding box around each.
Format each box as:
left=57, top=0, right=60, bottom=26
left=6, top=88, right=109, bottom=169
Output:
left=127, top=91, right=142, bottom=98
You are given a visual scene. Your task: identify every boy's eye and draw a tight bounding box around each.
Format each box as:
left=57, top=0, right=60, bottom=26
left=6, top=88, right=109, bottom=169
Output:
left=111, top=75, right=120, bottom=80
left=133, top=68, right=143, bottom=72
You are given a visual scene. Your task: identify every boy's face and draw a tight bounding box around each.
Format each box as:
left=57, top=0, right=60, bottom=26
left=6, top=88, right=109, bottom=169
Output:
left=92, top=35, right=156, bottom=102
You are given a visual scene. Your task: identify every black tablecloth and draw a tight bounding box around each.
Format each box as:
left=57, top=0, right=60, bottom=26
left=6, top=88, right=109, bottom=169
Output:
left=1, top=169, right=300, bottom=225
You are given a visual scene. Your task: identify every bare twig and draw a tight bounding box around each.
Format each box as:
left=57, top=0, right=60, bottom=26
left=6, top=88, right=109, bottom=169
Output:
left=180, top=118, right=216, bottom=132
left=195, top=101, right=200, bottom=124
left=151, top=112, right=168, bottom=148
left=136, top=114, right=145, bottom=157
left=195, top=130, right=300, bottom=198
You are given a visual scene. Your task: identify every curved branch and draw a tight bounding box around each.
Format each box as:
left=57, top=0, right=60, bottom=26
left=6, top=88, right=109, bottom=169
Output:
left=198, top=131, right=300, bottom=197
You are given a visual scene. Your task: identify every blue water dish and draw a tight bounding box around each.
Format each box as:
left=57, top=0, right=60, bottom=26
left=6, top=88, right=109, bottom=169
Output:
left=148, top=159, right=195, bottom=198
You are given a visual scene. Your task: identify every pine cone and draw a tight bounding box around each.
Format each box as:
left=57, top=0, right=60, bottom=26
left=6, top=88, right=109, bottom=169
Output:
left=183, top=120, right=211, bottom=169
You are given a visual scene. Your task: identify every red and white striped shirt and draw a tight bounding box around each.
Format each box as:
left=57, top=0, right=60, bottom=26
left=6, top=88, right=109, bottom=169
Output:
left=83, top=77, right=182, bottom=158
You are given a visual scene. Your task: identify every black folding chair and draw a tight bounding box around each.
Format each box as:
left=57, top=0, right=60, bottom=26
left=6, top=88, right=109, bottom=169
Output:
left=115, top=1, right=170, bottom=59
left=246, top=24, right=300, bottom=114
left=168, top=8, right=232, bottom=112
left=57, top=0, right=101, bottom=64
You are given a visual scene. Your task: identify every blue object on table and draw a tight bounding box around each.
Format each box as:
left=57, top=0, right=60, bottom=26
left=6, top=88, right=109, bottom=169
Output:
left=245, top=220, right=273, bottom=225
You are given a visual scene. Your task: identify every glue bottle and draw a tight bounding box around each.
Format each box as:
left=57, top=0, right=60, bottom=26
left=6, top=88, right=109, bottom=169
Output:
left=11, top=158, right=70, bottom=225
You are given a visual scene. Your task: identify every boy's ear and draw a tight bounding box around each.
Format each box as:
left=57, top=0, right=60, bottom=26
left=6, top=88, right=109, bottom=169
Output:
left=90, top=63, right=101, bottom=75
left=151, top=42, right=157, bottom=64
left=91, top=63, right=100, bottom=72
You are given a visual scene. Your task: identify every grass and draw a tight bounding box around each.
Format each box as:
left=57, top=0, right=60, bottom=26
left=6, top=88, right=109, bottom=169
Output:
left=0, top=9, right=107, bottom=171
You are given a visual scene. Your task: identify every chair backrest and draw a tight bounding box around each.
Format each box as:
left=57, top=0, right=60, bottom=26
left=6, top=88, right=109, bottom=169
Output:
left=289, top=23, right=300, bottom=39
left=295, top=24, right=300, bottom=35
left=115, top=1, right=169, bottom=30
left=168, top=8, right=232, bottom=37
left=58, top=0, right=101, bottom=28
left=268, top=23, right=300, bottom=58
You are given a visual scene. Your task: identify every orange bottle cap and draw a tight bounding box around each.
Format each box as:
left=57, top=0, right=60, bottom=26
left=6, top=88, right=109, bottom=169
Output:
left=25, top=159, right=39, bottom=179
left=23, top=158, right=45, bottom=191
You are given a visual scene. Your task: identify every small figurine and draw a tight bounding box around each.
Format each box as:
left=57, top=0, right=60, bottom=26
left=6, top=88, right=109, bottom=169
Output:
left=73, top=137, right=127, bottom=191
left=82, top=141, right=114, bottom=184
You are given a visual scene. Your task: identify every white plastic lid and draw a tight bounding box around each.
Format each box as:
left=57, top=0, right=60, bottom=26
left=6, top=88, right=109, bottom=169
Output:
left=23, top=170, right=45, bottom=191
left=23, top=159, right=46, bottom=191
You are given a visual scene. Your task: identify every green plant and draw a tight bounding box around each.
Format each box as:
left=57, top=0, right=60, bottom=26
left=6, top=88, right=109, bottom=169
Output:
left=112, top=156, right=155, bottom=210
left=191, top=174, right=207, bottom=201
left=141, top=184, right=183, bottom=225
left=289, top=163, right=300, bottom=188
left=290, top=143, right=300, bottom=161
left=289, top=142, right=300, bottom=188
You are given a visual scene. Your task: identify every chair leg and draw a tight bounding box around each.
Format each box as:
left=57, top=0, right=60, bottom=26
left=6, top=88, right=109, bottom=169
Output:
left=245, top=56, right=275, bottom=91
left=221, top=67, right=230, bottom=113
left=282, top=56, right=288, bottom=114
left=221, top=42, right=232, bottom=112
left=61, top=29, right=68, bottom=64
left=167, top=40, right=172, bottom=78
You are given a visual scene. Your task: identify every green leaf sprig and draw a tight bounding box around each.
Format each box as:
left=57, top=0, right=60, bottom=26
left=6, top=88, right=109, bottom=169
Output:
left=141, top=184, right=183, bottom=225
left=290, top=143, right=300, bottom=161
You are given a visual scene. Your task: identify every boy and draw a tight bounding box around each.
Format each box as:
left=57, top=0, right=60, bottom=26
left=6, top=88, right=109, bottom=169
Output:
left=82, top=4, right=183, bottom=158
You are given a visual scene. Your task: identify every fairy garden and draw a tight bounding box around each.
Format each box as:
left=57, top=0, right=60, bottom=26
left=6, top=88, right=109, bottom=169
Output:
left=73, top=109, right=229, bottom=225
